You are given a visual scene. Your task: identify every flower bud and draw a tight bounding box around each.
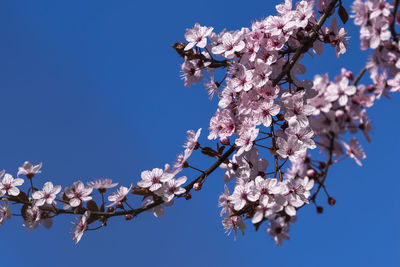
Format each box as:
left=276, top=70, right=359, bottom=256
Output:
left=306, top=169, right=315, bottom=178
left=193, top=182, right=202, bottom=191
left=116, top=201, right=124, bottom=209
left=335, top=109, right=345, bottom=118
left=107, top=206, right=115, bottom=213
left=316, top=206, right=324, bottom=214
left=220, top=137, right=230, bottom=145
left=367, top=85, right=375, bottom=92
left=125, top=214, right=132, bottom=221
left=328, top=196, right=336, bottom=206
left=184, top=193, right=192, bottom=200
left=344, top=71, right=354, bottom=80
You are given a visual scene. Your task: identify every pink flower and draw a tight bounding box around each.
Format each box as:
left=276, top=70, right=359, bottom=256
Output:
left=211, top=31, right=245, bottom=59
left=158, top=176, right=187, bottom=202
left=0, top=173, right=24, bottom=197
left=184, top=23, right=213, bottom=51
left=64, top=181, right=93, bottom=207
left=32, top=182, right=62, bottom=206
left=326, top=76, right=356, bottom=106
left=267, top=217, right=291, bottom=246
left=138, top=168, right=171, bottom=191
left=181, top=60, right=204, bottom=88
left=73, top=211, right=90, bottom=244
left=222, top=216, right=246, bottom=240
left=276, top=135, right=306, bottom=162
left=341, top=138, right=366, bottom=166
left=256, top=100, right=280, bottom=127
left=0, top=198, right=11, bottom=226
left=329, top=17, right=349, bottom=58
left=183, top=128, right=202, bottom=151
left=208, top=109, right=235, bottom=141
left=107, top=185, right=132, bottom=207
left=87, top=178, right=118, bottom=192
left=17, top=161, right=42, bottom=179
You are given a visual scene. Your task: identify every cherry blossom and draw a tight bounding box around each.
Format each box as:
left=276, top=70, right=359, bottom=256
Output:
left=107, top=185, right=132, bottom=207
left=0, top=173, right=24, bottom=197
left=184, top=23, right=213, bottom=51
left=73, top=211, right=90, bottom=244
left=0, top=198, right=11, bottom=226
left=87, top=178, right=118, bottom=192
left=32, top=182, right=62, bottom=206
left=158, top=176, right=187, bottom=202
left=341, top=137, right=366, bottom=166
left=1, top=0, right=400, bottom=247
left=17, top=161, right=42, bottom=179
left=64, top=181, right=93, bottom=207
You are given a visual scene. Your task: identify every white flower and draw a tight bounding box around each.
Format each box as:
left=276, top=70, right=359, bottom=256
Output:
left=64, top=181, right=93, bottom=207
left=142, top=197, right=174, bottom=218
left=73, top=211, right=90, bottom=244
left=22, top=205, right=41, bottom=231
left=0, top=173, right=24, bottom=197
left=184, top=23, right=213, bottom=51
left=222, top=216, right=246, bottom=240
left=0, top=198, right=12, bottom=226
left=276, top=135, right=306, bottom=162
left=107, top=185, right=132, bottom=207
left=283, top=177, right=313, bottom=216
left=32, top=182, right=62, bottom=206
left=138, top=167, right=172, bottom=191
left=267, top=217, right=290, bottom=246
left=158, top=176, right=187, bottom=202
left=341, top=138, right=366, bottom=166
left=183, top=128, right=202, bottom=151
left=17, top=161, right=42, bottom=178
left=87, top=178, right=118, bottom=192
left=218, top=185, right=232, bottom=217
left=228, top=181, right=257, bottom=211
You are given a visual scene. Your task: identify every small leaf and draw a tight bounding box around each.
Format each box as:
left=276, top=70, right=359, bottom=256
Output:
left=201, top=147, right=220, bottom=158
left=21, top=204, right=29, bottom=221
left=131, top=186, right=151, bottom=196
left=338, top=5, right=349, bottom=24
left=18, top=191, right=29, bottom=203
left=87, top=214, right=99, bottom=225
left=87, top=200, right=99, bottom=211
left=217, top=145, right=225, bottom=156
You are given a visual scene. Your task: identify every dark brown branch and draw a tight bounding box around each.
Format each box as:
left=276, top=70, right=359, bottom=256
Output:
left=8, top=144, right=238, bottom=222
left=352, top=66, right=367, bottom=86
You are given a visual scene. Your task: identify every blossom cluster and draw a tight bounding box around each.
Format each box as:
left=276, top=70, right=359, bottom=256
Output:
left=1, top=0, right=399, bottom=247
left=175, top=0, right=400, bottom=245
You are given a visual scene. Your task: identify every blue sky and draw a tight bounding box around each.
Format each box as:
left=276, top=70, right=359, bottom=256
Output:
left=0, top=1, right=399, bottom=266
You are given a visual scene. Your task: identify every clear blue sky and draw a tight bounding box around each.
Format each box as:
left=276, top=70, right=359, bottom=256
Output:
left=0, top=1, right=399, bottom=266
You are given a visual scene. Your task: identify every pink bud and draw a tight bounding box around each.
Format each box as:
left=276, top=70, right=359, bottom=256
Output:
left=335, top=109, right=345, bottom=118
left=116, top=201, right=124, bottom=209
left=125, top=214, right=132, bottom=221
left=328, top=197, right=336, bottom=206
left=193, top=182, right=202, bottom=191
left=344, top=71, right=354, bottom=80
left=220, top=137, right=230, bottom=145
left=306, top=169, right=315, bottom=177
left=107, top=207, right=115, bottom=212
